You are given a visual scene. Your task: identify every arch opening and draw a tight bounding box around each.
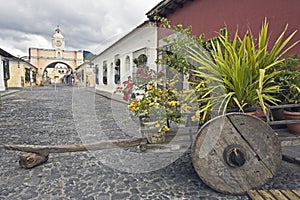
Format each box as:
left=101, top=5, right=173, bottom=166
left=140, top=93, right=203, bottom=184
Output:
left=43, top=62, right=74, bottom=85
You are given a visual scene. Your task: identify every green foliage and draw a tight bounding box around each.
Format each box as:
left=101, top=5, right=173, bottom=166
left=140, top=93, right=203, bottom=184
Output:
left=154, top=16, right=205, bottom=75
left=128, top=81, right=181, bottom=134
left=272, top=54, right=300, bottom=107
left=188, top=19, right=299, bottom=119
left=150, top=16, right=299, bottom=121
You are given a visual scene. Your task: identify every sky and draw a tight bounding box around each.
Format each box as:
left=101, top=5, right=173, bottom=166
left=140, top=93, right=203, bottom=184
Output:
left=0, top=0, right=162, bottom=57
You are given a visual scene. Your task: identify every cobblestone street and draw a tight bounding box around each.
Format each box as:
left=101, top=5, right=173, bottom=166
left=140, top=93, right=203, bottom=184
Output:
left=0, top=86, right=299, bottom=200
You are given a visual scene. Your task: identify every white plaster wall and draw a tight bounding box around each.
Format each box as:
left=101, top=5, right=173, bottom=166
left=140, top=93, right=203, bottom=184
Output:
left=0, top=55, right=5, bottom=91
left=93, top=23, right=157, bottom=94
left=76, top=62, right=95, bottom=87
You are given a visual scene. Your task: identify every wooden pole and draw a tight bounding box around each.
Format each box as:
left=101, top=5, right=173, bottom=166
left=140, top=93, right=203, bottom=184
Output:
left=4, top=138, right=145, bottom=154
left=4, top=138, right=145, bottom=169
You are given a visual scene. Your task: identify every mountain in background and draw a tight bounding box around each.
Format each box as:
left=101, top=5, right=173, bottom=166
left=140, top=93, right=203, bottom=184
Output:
left=83, top=50, right=96, bottom=61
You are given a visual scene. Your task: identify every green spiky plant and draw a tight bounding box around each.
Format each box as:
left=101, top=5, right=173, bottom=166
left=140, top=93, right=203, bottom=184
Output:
left=188, top=19, right=299, bottom=120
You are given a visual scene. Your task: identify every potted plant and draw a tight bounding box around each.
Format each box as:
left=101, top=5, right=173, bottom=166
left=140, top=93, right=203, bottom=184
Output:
left=273, top=54, right=300, bottom=134
left=268, top=54, right=299, bottom=119
left=128, top=80, right=182, bottom=143
left=283, top=106, right=300, bottom=135
left=186, top=19, right=298, bottom=121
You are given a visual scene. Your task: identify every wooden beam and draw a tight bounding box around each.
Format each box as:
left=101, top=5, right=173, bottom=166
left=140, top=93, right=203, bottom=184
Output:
left=4, top=138, right=145, bottom=154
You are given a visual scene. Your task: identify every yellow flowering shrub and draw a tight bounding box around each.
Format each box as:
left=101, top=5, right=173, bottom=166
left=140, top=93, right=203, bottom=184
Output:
left=128, top=81, right=181, bottom=134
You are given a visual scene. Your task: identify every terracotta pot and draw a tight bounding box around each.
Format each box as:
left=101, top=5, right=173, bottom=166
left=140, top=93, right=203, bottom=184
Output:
left=283, top=110, right=300, bottom=135
left=246, top=109, right=265, bottom=118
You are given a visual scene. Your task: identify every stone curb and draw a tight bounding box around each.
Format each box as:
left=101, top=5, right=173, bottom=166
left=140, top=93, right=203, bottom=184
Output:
left=0, top=90, right=20, bottom=97
left=282, top=154, right=300, bottom=165
left=282, top=145, right=300, bottom=166
left=93, top=89, right=128, bottom=105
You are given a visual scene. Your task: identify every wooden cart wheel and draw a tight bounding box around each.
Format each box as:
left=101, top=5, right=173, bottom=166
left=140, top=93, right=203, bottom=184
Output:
left=191, top=113, right=281, bottom=195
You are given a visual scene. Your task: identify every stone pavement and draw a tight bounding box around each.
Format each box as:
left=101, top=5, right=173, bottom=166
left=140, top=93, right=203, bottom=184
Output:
left=0, top=86, right=299, bottom=200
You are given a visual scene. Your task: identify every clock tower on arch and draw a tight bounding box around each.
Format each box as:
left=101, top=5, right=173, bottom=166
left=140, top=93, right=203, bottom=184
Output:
left=29, top=25, right=84, bottom=84
left=52, top=25, right=65, bottom=50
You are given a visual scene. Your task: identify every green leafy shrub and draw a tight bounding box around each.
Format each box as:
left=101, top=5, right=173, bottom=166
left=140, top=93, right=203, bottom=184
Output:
left=188, top=19, right=299, bottom=120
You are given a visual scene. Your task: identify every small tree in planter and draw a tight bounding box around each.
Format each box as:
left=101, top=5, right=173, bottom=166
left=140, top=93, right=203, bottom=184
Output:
left=128, top=80, right=182, bottom=143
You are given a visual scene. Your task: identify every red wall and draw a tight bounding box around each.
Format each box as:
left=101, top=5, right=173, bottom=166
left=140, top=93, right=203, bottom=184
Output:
left=159, top=0, right=300, bottom=56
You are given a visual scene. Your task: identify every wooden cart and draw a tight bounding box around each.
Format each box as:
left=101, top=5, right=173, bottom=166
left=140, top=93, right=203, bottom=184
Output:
left=4, top=112, right=283, bottom=195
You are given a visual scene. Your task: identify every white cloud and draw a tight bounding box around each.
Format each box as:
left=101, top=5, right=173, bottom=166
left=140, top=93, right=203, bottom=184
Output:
left=0, top=0, right=161, bottom=56
left=0, top=29, right=51, bottom=55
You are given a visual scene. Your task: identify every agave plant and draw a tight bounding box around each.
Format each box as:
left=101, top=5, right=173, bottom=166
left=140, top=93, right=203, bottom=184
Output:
left=188, top=19, right=299, bottom=120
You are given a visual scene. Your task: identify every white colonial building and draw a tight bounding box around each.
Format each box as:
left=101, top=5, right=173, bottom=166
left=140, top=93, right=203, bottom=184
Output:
left=92, top=21, right=158, bottom=94
left=0, top=49, right=14, bottom=91
left=75, top=61, right=95, bottom=87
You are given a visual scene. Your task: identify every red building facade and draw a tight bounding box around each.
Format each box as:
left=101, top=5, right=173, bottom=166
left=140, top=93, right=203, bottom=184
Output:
left=147, top=0, right=300, bottom=57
